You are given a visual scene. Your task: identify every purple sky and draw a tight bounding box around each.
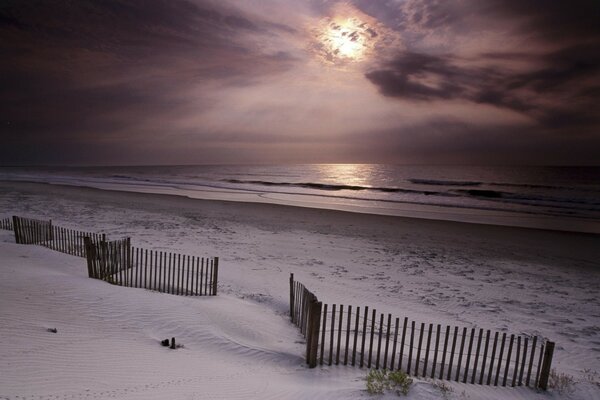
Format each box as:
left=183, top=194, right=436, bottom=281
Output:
left=1, top=0, right=599, bottom=165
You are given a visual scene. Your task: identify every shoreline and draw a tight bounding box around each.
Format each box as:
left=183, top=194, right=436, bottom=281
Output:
left=2, top=179, right=599, bottom=236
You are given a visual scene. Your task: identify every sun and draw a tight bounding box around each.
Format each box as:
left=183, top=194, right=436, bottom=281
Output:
left=311, top=4, right=383, bottom=66
left=325, top=18, right=367, bottom=60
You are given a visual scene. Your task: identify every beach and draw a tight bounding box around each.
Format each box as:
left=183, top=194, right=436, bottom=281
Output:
left=1, top=180, right=599, bottom=399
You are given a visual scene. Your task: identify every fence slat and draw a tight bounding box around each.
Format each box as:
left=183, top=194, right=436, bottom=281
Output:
left=423, top=323, right=432, bottom=377
left=439, top=325, right=450, bottom=379
left=480, top=330, right=491, bottom=385
left=329, top=304, right=336, bottom=366
left=376, top=313, right=383, bottom=369
left=487, top=331, right=499, bottom=385
left=352, top=307, right=360, bottom=366
left=344, top=306, right=352, bottom=365
left=431, top=324, right=441, bottom=379
left=336, top=305, right=343, bottom=365
left=526, top=336, right=537, bottom=387
left=519, top=338, right=528, bottom=386
left=366, top=309, right=374, bottom=367
left=503, top=334, right=515, bottom=386
left=447, top=326, right=458, bottom=380
left=398, top=317, right=408, bottom=371
left=360, top=306, right=368, bottom=368
left=456, top=327, right=466, bottom=381
left=495, top=333, right=506, bottom=386
left=407, top=321, right=415, bottom=375
left=415, top=322, right=424, bottom=376
left=463, top=328, right=475, bottom=383
left=512, top=336, right=521, bottom=387
left=383, top=314, right=391, bottom=370
left=471, top=328, right=483, bottom=384
left=320, top=303, right=327, bottom=366
left=391, top=317, right=399, bottom=371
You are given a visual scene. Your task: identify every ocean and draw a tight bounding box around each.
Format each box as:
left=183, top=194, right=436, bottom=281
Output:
left=1, top=164, right=599, bottom=233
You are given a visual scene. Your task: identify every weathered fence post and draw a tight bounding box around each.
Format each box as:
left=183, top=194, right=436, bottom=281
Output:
left=306, top=300, right=322, bottom=368
left=537, top=341, right=555, bottom=390
left=212, top=257, right=219, bottom=295
left=12, top=216, right=20, bottom=244
left=290, top=273, right=295, bottom=321
left=83, top=237, right=94, bottom=278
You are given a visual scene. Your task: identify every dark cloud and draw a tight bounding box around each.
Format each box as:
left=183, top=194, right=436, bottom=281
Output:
left=366, top=50, right=600, bottom=129
left=0, top=0, right=297, bottom=164
left=363, top=0, right=600, bottom=133
left=353, top=0, right=600, bottom=43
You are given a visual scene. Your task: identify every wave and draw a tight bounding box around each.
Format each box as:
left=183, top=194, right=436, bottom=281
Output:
left=455, top=189, right=600, bottom=209
left=456, top=189, right=503, bottom=198
left=408, top=178, right=482, bottom=186
left=223, top=179, right=444, bottom=195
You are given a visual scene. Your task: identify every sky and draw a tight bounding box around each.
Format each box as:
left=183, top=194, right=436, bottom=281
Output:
left=1, top=0, right=599, bottom=166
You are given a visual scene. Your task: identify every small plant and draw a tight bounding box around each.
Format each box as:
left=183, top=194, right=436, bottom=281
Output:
left=582, top=369, right=600, bottom=388
left=431, top=380, right=454, bottom=400
left=366, top=369, right=387, bottom=395
left=548, top=369, right=575, bottom=394
left=366, top=369, right=413, bottom=396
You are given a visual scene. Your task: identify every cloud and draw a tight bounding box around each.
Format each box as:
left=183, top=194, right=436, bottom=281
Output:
left=1, top=0, right=599, bottom=166
left=362, top=0, right=600, bottom=133
left=0, top=0, right=300, bottom=162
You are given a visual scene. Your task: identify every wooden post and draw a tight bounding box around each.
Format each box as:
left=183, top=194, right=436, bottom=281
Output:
left=12, top=216, right=20, bottom=244
left=495, top=333, right=507, bottom=386
left=352, top=307, right=360, bottom=366
left=391, top=317, right=399, bottom=371
left=194, top=257, right=202, bottom=296
left=212, top=257, right=219, bottom=295
left=431, top=324, right=441, bottom=379
left=83, top=237, right=93, bottom=278
left=447, top=326, right=458, bottom=380
left=398, top=317, right=408, bottom=371
left=455, top=327, right=466, bottom=381
left=336, top=305, right=343, bottom=365
left=376, top=313, right=383, bottom=369
left=503, top=334, right=515, bottom=386
left=199, top=257, right=203, bottom=295
left=424, top=323, right=432, bottom=377
left=307, top=300, right=322, bottom=368
left=463, top=328, right=475, bottom=383
left=329, top=304, right=336, bottom=366
left=537, top=341, right=554, bottom=390
left=320, top=303, right=327, bottom=365
left=439, top=326, right=450, bottom=379
left=360, top=306, right=368, bottom=368
left=487, top=331, right=499, bottom=385
left=526, top=336, right=537, bottom=387
left=512, top=336, right=521, bottom=386
left=471, top=328, right=483, bottom=384
left=289, top=273, right=295, bottom=320
left=535, top=343, right=545, bottom=388
left=383, top=314, right=391, bottom=370
left=519, top=338, right=528, bottom=386
left=480, top=330, right=491, bottom=384
left=407, top=321, right=415, bottom=375
left=344, top=306, right=352, bottom=365
left=368, top=308, right=376, bottom=368
left=415, top=322, right=424, bottom=375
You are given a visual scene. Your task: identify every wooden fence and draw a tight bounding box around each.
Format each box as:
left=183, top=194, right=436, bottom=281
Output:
left=289, top=274, right=555, bottom=390
left=12, top=215, right=104, bottom=257
left=85, top=237, right=218, bottom=296
left=0, top=217, right=13, bottom=231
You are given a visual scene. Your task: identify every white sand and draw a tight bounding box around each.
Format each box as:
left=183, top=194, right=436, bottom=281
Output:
left=1, top=181, right=599, bottom=399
